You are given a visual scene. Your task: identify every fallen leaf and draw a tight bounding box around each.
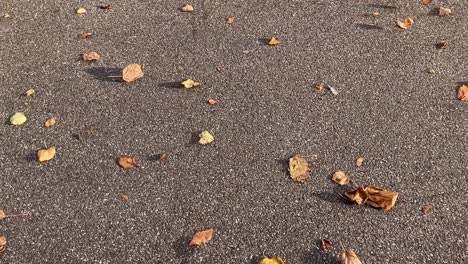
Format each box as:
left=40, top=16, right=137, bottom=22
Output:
left=435, top=42, right=448, bottom=49
left=199, top=131, right=214, bottom=145
left=227, top=17, right=235, bottom=24
left=268, top=37, right=280, bottom=46
left=208, top=98, right=217, bottom=105
left=181, top=79, right=201, bottom=89
left=37, top=147, right=56, bottom=162
left=0, top=210, right=5, bottom=221
left=356, top=157, right=364, bottom=167
left=345, top=186, right=368, bottom=205
left=24, top=89, right=35, bottom=96
left=76, top=8, right=87, bottom=14
left=189, top=228, right=213, bottom=246
left=118, top=156, right=138, bottom=169
left=422, top=205, right=432, bottom=215
left=80, top=32, right=93, bottom=39
left=122, top=64, right=144, bottom=82
left=439, top=7, right=451, bottom=17
left=83, top=51, right=100, bottom=61
left=457, top=85, right=468, bottom=101
left=321, top=239, right=333, bottom=250
left=289, top=155, right=310, bottom=182
left=332, top=170, right=351, bottom=185
left=181, top=4, right=194, bottom=12
left=0, top=236, right=6, bottom=253
left=121, top=194, right=129, bottom=201
left=422, top=0, right=432, bottom=5
left=10, top=112, right=27, bottom=126
left=364, top=186, right=399, bottom=211
left=397, top=17, right=414, bottom=29
left=159, top=153, right=167, bottom=161
left=340, top=250, right=362, bottom=264
left=98, top=4, right=111, bottom=9
left=314, top=82, right=325, bottom=92
left=372, top=11, right=379, bottom=17
left=258, top=256, right=285, bottom=264
left=44, top=117, right=57, bottom=128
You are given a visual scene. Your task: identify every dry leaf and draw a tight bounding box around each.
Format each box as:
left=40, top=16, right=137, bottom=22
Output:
left=45, top=117, right=57, bottom=128
left=422, top=0, right=432, bottom=5
left=356, top=157, right=364, bottom=167
left=340, top=250, right=362, bottom=264
left=159, top=153, right=167, bottom=161
left=314, top=82, right=325, bottom=92
left=122, top=64, right=144, bottom=82
left=76, top=8, right=87, bottom=14
left=118, top=156, right=138, bottom=169
left=268, top=37, right=280, bottom=46
left=24, top=89, right=35, bottom=96
left=10, top=112, right=27, bottom=126
left=208, top=98, right=217, bottom=105
left=0, top=210, right=5, bottom=221
left=38, top=147, right=56, bottom=162
left=457, top=85, right=468, bottom=101
left=422, top=205, right=432, bottom=215
left=258, top=256, right=285, bottom=264
left=98, top=4, right=111, bottom=9
left=181, top=4, right=194, bottom=12
left=199, top=131, right=214, bottom=145
left=345, top=186, right=368, bottom=205
left=364, top=186, right=399, bottom=211
left=181, top=79, right=201, bottom=89
left=227, top=17, right=235, bottom=24
left=435, top=42, right=448, bottom=49
left=332, top=170, right=351, bottom=185
left=83, top=51, right=100, bottom=61
left=189, top=228, right=213, bottom=246
left=397, top=17, right=414, bottom=29
left=321, top=239, right=333, bottom=250
left=80, top=32, right=93, bottom=39
left=372, top=11, right=379, bottom=17
left=0, top=236, right=6, bottom=253
left=121, top=194, right=129, bottom=201
left=439, top=7, right=451, bottom=17
left=289, top=155, right=310, bottom=182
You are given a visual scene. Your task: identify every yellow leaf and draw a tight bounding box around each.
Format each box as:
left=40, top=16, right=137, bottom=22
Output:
left=181, top=79, right=201, bottom=89
left=364, top=186, right=399, bottom=211
left=332, top=170, right=351, bottom=185
left=76, top=8, right=87, bottom=14
left=397, top=17, right=414, bottom=29
left=422, top=0, right=432, bottom=5
left=181, top=4, right=194, bottom=12
left=83, top=51, right=100, bottom=61
left=189, top=228, right=213, bottom=246
left=118, top=156, right=139, bottom=169
left=340, top=250, right=362, bottom=264
left=268, top=37, right=280, bottom=45
left=122, top=64, right=144, bottom=82
left=439, top=7, right=451, bottom=17
left=45, top=117, right=57, bottom=128
left=24, top=89, right=35, bottom=96
left=199, top=131, right=214, bottom=145
left=10, top=112, right=27, bottom=126
left=227, top=17, right=235, bottom=24
left=289, top=155, right=310, bottom=182
left=37, top=147, right=56, bottom=162
left=0, top=236, right=6, bottom=253
left=259, top=256, right=285, bottom=264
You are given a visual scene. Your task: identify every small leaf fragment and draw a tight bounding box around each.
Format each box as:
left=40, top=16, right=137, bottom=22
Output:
left=227, top=17, right=235, bottom=24
left=364, top=186, right=399, bottom=211
left=345, top=186, right=368, bottom=205
left=181, top=4, right=194, bottom=12
left=0, top=236, right=6, bottom=253
left=45, top=117, right=57, bottom=128
left=435, top=42, right=448, bottom=49
left=122, top=64, right=144, bottom=82
left=321, top=239, right=333, bottom=250
left=422, top=205, right=432, bottom=215
left=268, top=37, right=280, bottom=46
left=258, top=256, right=285, bottom=264
left=199, top=131, right=214, bottom=145
left=80, top=32, right=93, bottom=39
left=76, top=8, right=87, bottom=14
left=159, top=153, right=167, bottom=161
left=10, top=112, right=27, bottom=126
left=356, top=157, right=364, bottom=167
left=0, top=210, right=5, bottom=221
left=332, top=170, right=351, bottom=185
left=208, top=98, right=217, bottom=105
left=24, top=89, right=35, bottom=96
left=439, top=7, right=451, bottom=17
left=181, top=79, right=201, bottom=89
left=457, top=85, right=468, bottom=101
left=37, top=147, right=56, bottom=162
left=189, top=228, right=213, bottom=246
left=314, top=82, right=325, bottom=92
left=397, top=17, right=414, bottom=29
left=118, top=156, right=138, bottom=169
left=340, top=250, right=362, bottom=264
left=121, top=194, right=129, bottom=201
left=422, top=0, right=432, bottom=5
left=83, top=51, right=100, bottom=61
left=98, top=4, right=112, bottom=9
left=289, top=155, right=310, bottom=182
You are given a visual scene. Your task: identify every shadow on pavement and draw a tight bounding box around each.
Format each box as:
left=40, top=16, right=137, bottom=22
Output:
left=86, top=67, right=123, bottom=82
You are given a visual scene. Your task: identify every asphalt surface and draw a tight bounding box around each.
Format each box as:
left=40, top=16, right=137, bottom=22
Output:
left=1, top=0, right=468, bottom=263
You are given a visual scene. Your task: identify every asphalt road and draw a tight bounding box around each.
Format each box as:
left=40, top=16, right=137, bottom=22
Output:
left=1, top=0, right=467, bottom=263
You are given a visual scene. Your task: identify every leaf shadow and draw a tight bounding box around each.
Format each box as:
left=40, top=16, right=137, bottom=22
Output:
left=275, top=158, right=290, bottom=174
left=190, top=131, right=202, bottom=145
left=356, top=23, right=384, bottom=30
left=250, top=255, right=265, bottom=264
left=367, top=4, right=397, bottom=10
left=311, top=189, right=352, bottom=205
left=85, top=67, right=123, bottom=82
left=257, top=38, right=271, bottom=45
left=158, top=81, right=182, bottom=89
left=172, top=235, right=194, bottom=259
left=24, top=151, right=37, bottom=162
left=428, top=8, right=440, bottom=16
left=302, top=240, right=337, bottom=264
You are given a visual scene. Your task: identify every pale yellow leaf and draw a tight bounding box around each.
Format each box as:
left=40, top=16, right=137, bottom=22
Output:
left=199, top=131, right=214, bottom=145
left=259, top=256, right=285, bottom=264
left=24, top=89, right=35, bottom=96
left=340, top=250, right=362, bottom=264
left=37, top=147, right=56, bottom=162
left=181, top=79, right=201, bottom=89
left=76, top=8, right=87, bottom=14
left=181, top=4, right=194, bottom=12
left=289, top=155, right=310, bottom=182
left=45, top=117, right=57, bottom=128
left=10, top=112, right=27, bottom=126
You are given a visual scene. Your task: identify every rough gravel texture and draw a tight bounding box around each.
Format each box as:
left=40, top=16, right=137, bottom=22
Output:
left=1, top=0, right=468, bottom=263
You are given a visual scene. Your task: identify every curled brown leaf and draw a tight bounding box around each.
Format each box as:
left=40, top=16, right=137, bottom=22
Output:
left=118, top=156, right=138, bottom=169
left=189, top=228, right=213, bottom=246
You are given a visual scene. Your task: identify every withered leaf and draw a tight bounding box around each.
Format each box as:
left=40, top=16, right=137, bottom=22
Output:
left=435, top=42, right=448, bottom=49
left=181, top=79, right=201, bottom=89
left=457, top=85, right=468, bottom=101
left=332, top=170, right=351, bottom=185
left=340, top=250, right=362, bottom=264
left=159, top=153, right=167, bottom=161
left=83, top=51, right=100, bottom=61
left=314, top=82, right=325, bottom=92
left=422, top=205, right=432, bottom=215
left=268, top=37, right=280, bottom=46
left=208, top=98, right=217, bottom=105
left=345, top=186, right=368, bottom=205
left=289, top=155, right=310, bottom=182
left=0, top=209, right=5, bottom=221
left=397, top=17, right=414, bottom=29
left=0, top=236, right=6, bottom=253
left=227, top=17, right=235, bottom=24
left=122, top=64, right=144, bottom=82
left=45, top=117, right=57, bottom=128
left=118, top=156, right=138, bottom=169
left=422, top=0, right=432, bottom=5
left=121, top=194, right=129, bottom=201
left=439, top=7, right=451, bottom=17
left=98, top=4, right=112, bottom=9
left=364, top=186, right=399, bottom=211
left=189, top=228, right=213, bottom=246
left=80, top=32, right=93, bottom=39
left=181, top=4, right=194, bottom=12
left=259, top=256, right=285, bottom=264
left=356, top=157, right=364, bottom=167
left=321, top=239, right=333, bottom=250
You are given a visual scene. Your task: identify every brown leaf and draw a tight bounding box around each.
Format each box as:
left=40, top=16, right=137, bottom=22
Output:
left=79, top=32, right=93, bottom=39
left=227, top=17, right=235, bottom=24
left=268, top=37, right=280, bottom=46
left=332, top=170, right=351, bottom=185
left=159, top=153, right=167, bottom=161
left=321, top=239, right=333, bottom=250
left=345, top=186, right=368, bottom=205
left=98, top=4, right=112, bottom=9
left=356, top=157, right=364, bottom=167
left=340, top=250, right=362, bottom=264
left=457, top=85, right=468, bottom=101
left=397, top=17, right=414, bottom=29
left=0, top=236, right=6, bottom=253
left=314, top=82, right=325, bottom=92
left=435, top=42, right=448, bottom=49
left=422, top=205, right=432, bottom=215
left=118, top=156, right=138, bottom=169
left=208, top=98, right=217, bottom=105
left=121, top=194, right=129, bottom=201
left=181, top=4, right=194, bottom=12
left=364, top=186, right=399, bottom=211
left=422, top=0, right=432, bottom=5
left=190, top=228, right=213, bottom=246
left=44, top=117, right=56, bottom=128
left=439, top=7, right=451, bottom=17
left=289, top=155, right=310, bottom=182
left=122, top=64, right=144, bottom=82
left=0, top=209, right=5, bottom=221
left=83, top=51, right=100, bottom=61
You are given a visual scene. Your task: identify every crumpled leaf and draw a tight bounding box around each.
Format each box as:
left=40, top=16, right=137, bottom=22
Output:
left=289, top=155, right=310, bottom=182
left=199, top=131, right=214, bottom=145
left=397, top=17, right=414, bottom=29
left=189, top=228, right=213, bottom=246
left=258, top=256, right=284, bottom=264
left=321, top=239, right=333, bottom=250
left=181, top=4, right=194, bottom=12
left=45, top=117, right=57, bottom=128
left=80, top=32, right=93, bottom=39
left=332, top=170, right=351, bottom=185
left=118, top=156, right=138, bottom=169
left=10, top=112, right=27, bottom=126
left=181, top=79, right=201, bottom=89
left=439, top=7, right=451, bottom=17
left=422, top=205, right=432, bottom=215
left=121, top=194, right=129, bottom=201
left=356, top=157, right=364, bottom=167
left=0, top=209, right=5, bottom=221
left=422, top=0, right=432, bottom=5
left=435, top=42, right=448, bottom=49
left=340, top=250, right=362, bottom=264
left=457, top=85, right=468, bottom=101
left=83, top=51, right=100, bottom=61
left=37, top=147, right=56, bottom=162
left=268, top=37, right=280, bottom=45
left=0, top=236, right=6, bottom=253
left=98, top=4, right=111, bottom=9
left=122, top=64, right=144, bottom=82
left=227, top=17, right=235, bottom=24
left=24, top=89, right=35, bottom=96
left=76, top=8, right=87, bottom=14
left=208, top=98, right=217, bottom=105
left=345, top=186, right=368, bottom=205
left=364, top=186, right=399, bottom=211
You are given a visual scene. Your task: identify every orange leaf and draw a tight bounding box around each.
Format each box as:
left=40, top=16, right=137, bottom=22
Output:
left=44, top=117, right=56, bottom=128
left=122, top=64, right=144, bottom=82
left=268, top=37, right=280, bottom=46
left=181, top=4, right=194, bottom=12
left=118, top=156, right=138, bottom=169
left=422, top=0, right=432, bottom=5
left=340, top=250, right=362, bottom=264
left=457, top=85, right=468, bottom=101
left=439, top=7, right=451, bottom=17
left=364, top=186, right=399, bottom=211
left=83, top=51, right=100, bottom=61
left=332, top=170, right=351, bottom=185
left=345, top=186, right=368, bottom=205
left=289, top=155, right=310, bottom=182
left=0, top=236, right=6, bottom=253
left=208, top=98, right=217, bottom=105
left=190, top=228, right=213, bottom=246
left=227, top=17, right=234, bottom=24
left=397, top=17, right=414, bottom=29
left=0, top=209, right=5, bottom=221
